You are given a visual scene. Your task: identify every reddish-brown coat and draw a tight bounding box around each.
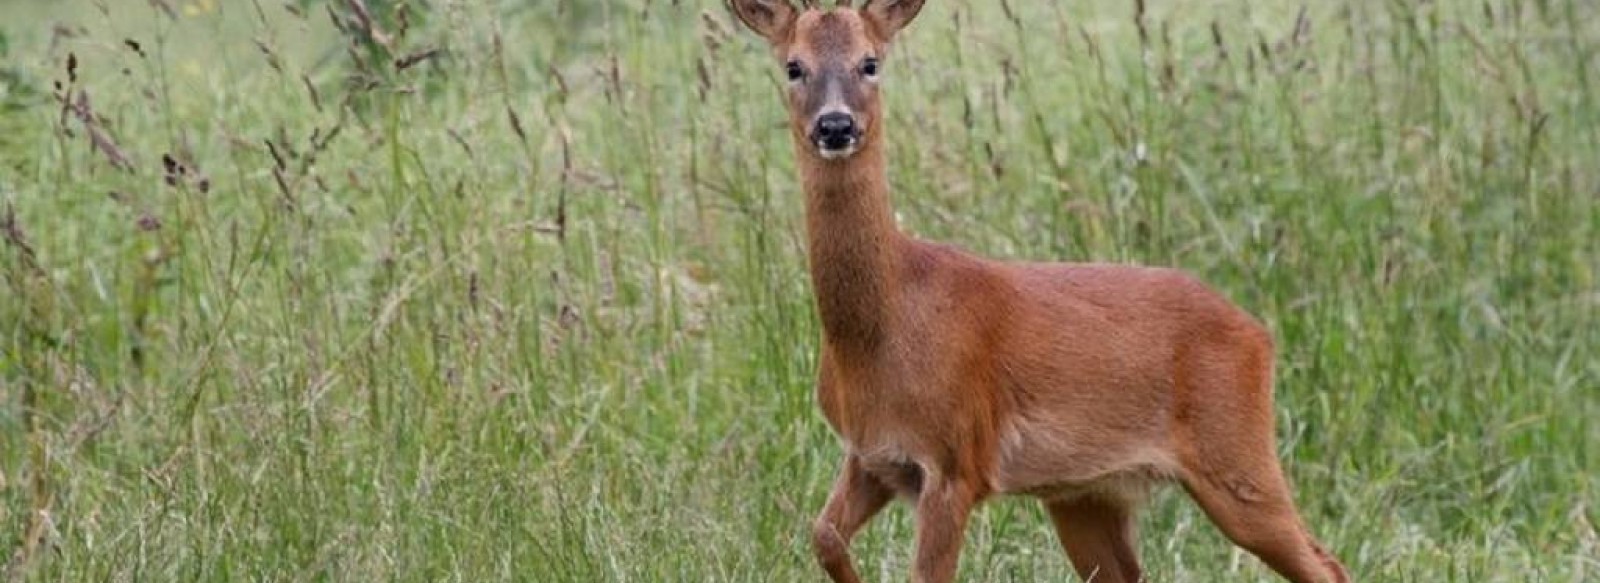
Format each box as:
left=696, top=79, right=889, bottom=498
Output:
left=729, top=2, right=1351, bottom=582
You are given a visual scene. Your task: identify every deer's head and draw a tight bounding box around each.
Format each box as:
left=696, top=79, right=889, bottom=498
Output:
left=730, top=0, right=926, bottom=161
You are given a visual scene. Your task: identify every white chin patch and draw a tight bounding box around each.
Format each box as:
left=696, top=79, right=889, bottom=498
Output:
left=817, top=144, right=858, bottom=160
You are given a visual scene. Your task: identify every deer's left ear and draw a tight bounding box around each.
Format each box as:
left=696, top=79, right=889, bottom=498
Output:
left=729, top=0, right=798, bottom=43
left=862, top=0, right=926, bottom=41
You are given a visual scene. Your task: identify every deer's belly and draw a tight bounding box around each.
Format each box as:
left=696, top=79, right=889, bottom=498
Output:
left=990, top=420, right=1180, bottom=500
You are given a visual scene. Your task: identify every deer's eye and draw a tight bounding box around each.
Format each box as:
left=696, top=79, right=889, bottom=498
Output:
left=861, top=57, right=880, bottom=78
left=785, top=61, right=804, bottom=82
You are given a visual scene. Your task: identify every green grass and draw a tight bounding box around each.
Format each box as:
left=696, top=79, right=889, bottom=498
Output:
left=2, top=0, right=1596, bottom=580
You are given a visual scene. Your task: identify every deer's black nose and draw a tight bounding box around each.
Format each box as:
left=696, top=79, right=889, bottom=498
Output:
left=813, top=112, right=858, bottom=149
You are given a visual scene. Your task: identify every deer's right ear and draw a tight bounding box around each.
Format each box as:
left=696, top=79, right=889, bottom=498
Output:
left=728, top=0, right=797, bottom=43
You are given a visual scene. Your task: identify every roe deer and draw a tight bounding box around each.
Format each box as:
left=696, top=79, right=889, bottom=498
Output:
left=726, top=1, right=1350, bottom=581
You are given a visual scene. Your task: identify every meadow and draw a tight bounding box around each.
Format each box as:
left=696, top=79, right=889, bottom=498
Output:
left=1, top=0, right=1596, bottom=580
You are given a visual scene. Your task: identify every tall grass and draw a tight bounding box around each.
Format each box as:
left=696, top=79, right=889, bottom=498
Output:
left=2, top=0, right=1596, bottom=580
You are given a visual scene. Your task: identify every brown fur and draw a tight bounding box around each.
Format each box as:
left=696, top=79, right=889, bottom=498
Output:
left=728, top=2, right=1352, bottom=582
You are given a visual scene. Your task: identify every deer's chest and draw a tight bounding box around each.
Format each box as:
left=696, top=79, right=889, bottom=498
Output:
left=815, top=342, right=936, bottom=436
left=815, top=344, right=968, bottom=493
left=821, top=383, right=927, bottom=497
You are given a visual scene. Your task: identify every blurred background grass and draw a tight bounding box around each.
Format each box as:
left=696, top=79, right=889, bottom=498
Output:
left=1, top=0, right=1596, bottom=580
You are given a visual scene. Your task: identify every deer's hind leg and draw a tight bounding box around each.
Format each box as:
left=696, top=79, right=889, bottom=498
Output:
left=1173, top=331, right=1350, bottom=583
left=1043, top=495, right=1143, bottom=583
left=1177, top=458, right=1348, bottom=583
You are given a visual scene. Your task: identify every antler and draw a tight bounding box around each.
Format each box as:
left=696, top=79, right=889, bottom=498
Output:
left=794, top=1, right=861, bottom=9
left=802, top=0, right=858, bottom=8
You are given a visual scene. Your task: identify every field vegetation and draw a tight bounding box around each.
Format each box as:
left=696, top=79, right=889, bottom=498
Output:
left=1, top=0, right=1596, bottom=580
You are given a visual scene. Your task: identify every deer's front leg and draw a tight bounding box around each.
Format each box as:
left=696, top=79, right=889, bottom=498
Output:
left=911, top=474, right=978, bottom=583
left=813, top=455, right=894, bottom=583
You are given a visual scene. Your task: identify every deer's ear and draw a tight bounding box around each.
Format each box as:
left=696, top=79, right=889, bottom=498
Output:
left=862, top=0, right=925, bottom=41
left=729, top=0, right=798, bottom=43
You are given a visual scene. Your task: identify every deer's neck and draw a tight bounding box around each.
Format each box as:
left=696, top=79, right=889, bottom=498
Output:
left=800, top=143, right=904, bottom=354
